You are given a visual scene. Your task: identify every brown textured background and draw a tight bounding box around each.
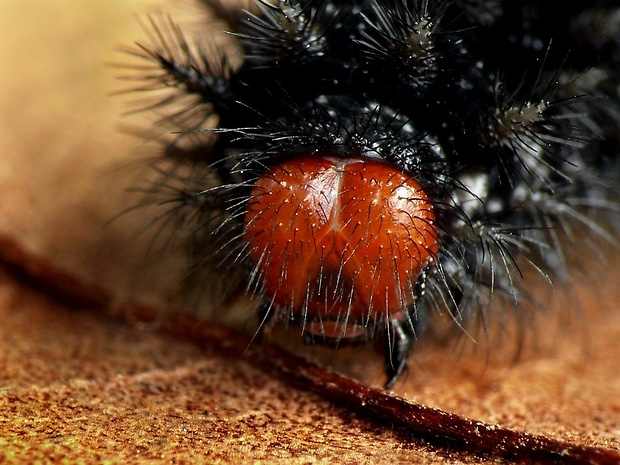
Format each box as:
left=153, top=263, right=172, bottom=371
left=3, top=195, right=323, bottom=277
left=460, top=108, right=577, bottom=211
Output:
left=0, top=1, right=618, bottom=463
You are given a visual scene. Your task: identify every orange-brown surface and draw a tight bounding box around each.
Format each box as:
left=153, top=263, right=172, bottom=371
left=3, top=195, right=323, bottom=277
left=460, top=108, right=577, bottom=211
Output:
left=0, top=1, right=619, bottom=464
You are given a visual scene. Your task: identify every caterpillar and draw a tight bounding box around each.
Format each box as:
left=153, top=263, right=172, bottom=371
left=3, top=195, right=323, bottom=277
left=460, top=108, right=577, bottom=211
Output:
left=120, top=0, right=620, bottom=388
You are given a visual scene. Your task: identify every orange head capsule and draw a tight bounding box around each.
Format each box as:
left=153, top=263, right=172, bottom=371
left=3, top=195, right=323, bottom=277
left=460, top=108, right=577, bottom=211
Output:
left=243, top=155, right=438, bottom=345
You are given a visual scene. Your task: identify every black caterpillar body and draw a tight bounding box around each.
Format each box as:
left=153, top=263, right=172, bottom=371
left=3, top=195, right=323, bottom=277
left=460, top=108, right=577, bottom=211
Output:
left=123, top=0, right=620, bottom=388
